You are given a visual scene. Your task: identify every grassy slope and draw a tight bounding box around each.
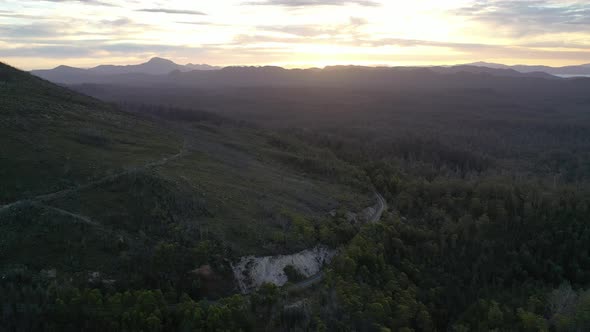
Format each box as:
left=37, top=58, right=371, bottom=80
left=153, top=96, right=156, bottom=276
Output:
left=0, top=62, right=180, bottom=203
left=0, top=63, right=370, bottom=288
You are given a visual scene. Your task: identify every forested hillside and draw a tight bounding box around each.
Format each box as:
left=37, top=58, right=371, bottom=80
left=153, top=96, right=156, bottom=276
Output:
left=2, top=61, right=590, bottom=331
left=0, top=62, right=372, bottom=331
left=74, top=66, right=590, bottom=331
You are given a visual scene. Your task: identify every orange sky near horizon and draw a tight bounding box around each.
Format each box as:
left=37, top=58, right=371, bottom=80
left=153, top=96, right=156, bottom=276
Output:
left=1, top=0, right=589, bottom=70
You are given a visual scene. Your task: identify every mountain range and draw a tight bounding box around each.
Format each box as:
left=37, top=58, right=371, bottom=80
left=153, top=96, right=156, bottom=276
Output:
left=31, top=57, right=220, bottom=84
left=5, top=53, right=590, bottom=330
left=30, top=57, right=590, bottom=86
left=31, top=57, right=590, bottom=85
left=467, top=61, right=590, bottom=76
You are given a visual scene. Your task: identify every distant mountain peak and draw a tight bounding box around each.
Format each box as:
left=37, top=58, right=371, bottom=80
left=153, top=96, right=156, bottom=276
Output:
left=54, top=65, right=78, bottom=70
left=31, top=58, right=221, bottom=84
left=146, top=57, right=176, bottom=65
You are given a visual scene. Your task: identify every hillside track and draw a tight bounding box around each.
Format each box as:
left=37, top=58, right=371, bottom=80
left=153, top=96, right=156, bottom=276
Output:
left=0, top=140, right=188, bottom=216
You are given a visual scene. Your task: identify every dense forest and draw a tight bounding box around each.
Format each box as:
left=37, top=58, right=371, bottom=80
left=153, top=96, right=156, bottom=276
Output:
left=3, top=62, right=590, bottom=331
left=4, top=112, right=590, bottom=330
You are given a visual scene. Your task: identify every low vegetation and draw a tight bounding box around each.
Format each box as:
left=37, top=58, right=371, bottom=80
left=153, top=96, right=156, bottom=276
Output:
left=3, top=61, right=590, bottom=330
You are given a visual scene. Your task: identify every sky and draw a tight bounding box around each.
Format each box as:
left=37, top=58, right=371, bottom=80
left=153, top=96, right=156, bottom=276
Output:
left=0, top=0, right=589, bottom=70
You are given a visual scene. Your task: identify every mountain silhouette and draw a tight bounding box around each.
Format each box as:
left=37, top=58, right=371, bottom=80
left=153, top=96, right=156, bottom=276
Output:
left=466, top=61, right=590, bottom=76
left=31, top=57, right=220, bottom=83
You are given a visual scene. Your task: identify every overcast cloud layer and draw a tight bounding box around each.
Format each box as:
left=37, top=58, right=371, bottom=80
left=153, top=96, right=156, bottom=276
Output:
left=0, top=0, right=589, bottom=69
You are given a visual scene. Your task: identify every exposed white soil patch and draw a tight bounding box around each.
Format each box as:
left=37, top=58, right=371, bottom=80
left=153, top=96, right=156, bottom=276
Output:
left=232, top=246, right=336, bottom=293
left=232, top=194, right=387, bottom=293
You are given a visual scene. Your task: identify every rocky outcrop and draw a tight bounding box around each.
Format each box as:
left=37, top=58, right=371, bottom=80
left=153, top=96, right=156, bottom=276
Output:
left=232, top=194, right=387, bottom=293
left=232, top=246, right=336, bottom=293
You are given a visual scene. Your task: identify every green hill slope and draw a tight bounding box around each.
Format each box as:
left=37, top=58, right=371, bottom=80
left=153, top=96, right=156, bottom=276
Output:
left=0, top=62, right=181, bottom=204
left=0, top=62, right=370, bottom=296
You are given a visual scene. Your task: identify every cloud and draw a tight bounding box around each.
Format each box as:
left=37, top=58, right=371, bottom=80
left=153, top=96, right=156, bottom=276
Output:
left=0, top=17, right=155, bottom=42
left=348, top=16, right=368, bottom=27
left=230, top=31, right=590, bottom=60
left=175, top=21, right=230, bottom=26
left=100, top=18, right=133, bottom=26
left=232, top=34, right=302, bottom=44
left=518, top=41, right=590, bottom=49
left=0, top=43, right=205, bottom=59
left=43, top=0, right=116, bottom=6
left=365, top=38, right=494, bottom=50
left=260, top=25, right=332, bottom=37
left=230, top=34, right=498, bottom=53
left=137, top=8, right=207, bottom=15
left=257, top=16, right=368, bottom=37
left=362, top=36, right=590, bottom=61
left=0, top=12, right=48, bottom=19
left=0, top=22, right=69, bottom=38
left=100, top=43, right=203, bottom=54
left=3, top=0, right=590, bottom=69
left=0, top=45, right=94, bottom=58
left=244, top=0, right=380, bottom=7
left=363, top=36, right=590, bottom=53
left=455, top=0, right=590, bottom=36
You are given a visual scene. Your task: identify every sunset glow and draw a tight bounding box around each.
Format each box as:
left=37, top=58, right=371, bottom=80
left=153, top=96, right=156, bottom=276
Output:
left=1, top=0, right=589, bottom=69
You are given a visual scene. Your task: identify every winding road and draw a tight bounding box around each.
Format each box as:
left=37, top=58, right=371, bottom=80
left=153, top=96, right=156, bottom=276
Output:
left=288, top=192, right=387, bottom=291
left=368, top=193, right=387, bottom=223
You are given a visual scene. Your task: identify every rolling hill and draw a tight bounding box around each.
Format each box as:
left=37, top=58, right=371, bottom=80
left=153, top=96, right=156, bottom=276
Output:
left=0, top=62, right=370, bottom=296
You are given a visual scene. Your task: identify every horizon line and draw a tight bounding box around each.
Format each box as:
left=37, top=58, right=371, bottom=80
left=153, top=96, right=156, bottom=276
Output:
left=23, top=57, right=590, bottom=72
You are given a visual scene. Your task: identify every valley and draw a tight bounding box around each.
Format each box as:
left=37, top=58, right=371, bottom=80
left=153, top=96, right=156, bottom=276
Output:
left=4, top=0, right=590, bottom=328
left=2, top=59, right=590, bottom=331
